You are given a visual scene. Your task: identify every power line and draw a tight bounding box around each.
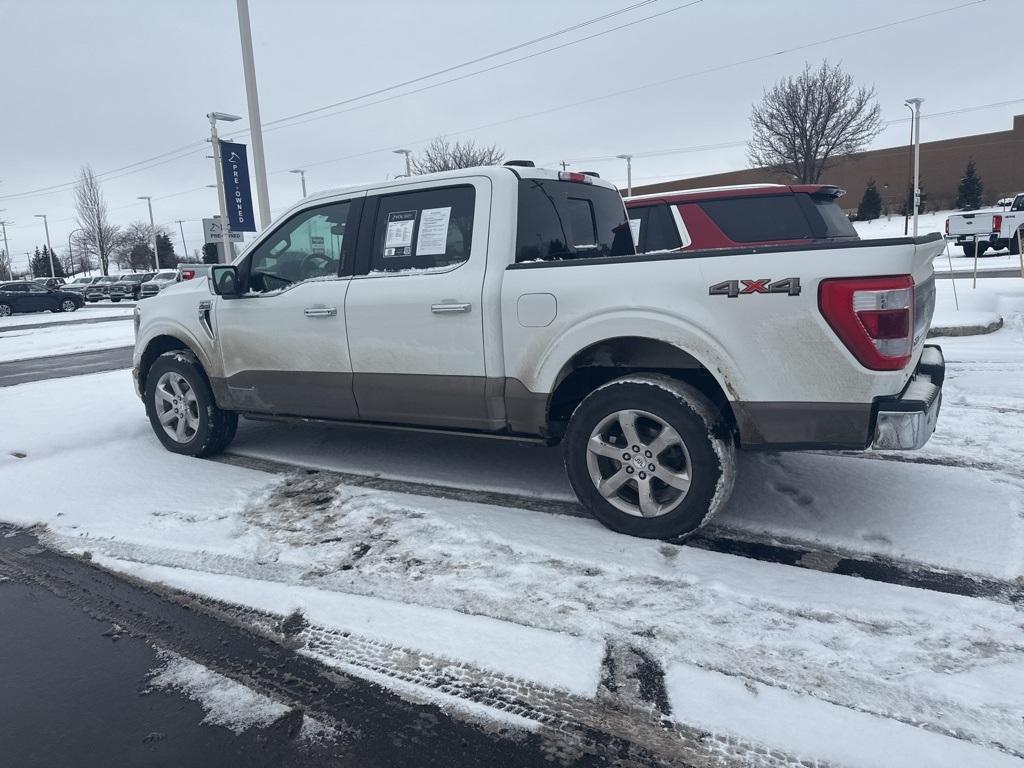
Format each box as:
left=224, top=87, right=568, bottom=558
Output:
left=259, top=1, right=704, bottom=136
left=0, top=1, right=665, bottom=202
left=262, top=0, right=663, bottom=129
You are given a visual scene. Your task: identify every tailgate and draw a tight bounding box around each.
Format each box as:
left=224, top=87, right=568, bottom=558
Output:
left=946, top=211, right=995, bottom=236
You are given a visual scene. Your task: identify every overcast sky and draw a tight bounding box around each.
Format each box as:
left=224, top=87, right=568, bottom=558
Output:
left=1, top=0, right=1020, bottom=269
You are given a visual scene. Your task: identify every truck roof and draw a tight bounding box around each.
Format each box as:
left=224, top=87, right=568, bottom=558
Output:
left=299, top=165, right=621, bottom=210
left=625, top=183, right=844, bottom=205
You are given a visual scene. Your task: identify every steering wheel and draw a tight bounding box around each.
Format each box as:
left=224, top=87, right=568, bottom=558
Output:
left=299, top=252, right=336, bottom=280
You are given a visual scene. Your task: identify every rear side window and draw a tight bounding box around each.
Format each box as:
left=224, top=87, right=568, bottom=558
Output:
left=516, top=179, right=634, bottom=262
left=810, top=195, right=857, bottom=238
left=370, top=185, right=475, bottom=272
left=629, top=203, right=683, bottom=253
left=699, top=196, right=813, bottom=243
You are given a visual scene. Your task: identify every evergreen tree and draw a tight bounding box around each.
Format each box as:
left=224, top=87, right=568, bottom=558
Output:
left=955, top=159, right=983, bottom=210
left=856, top=179, right=882, bottom=221
left=30, top=246, right=65, bottom=278
left=899, top=182, right=928, bottom=217
left=201, top=243, right=219, bottom=264
left=156, top=232, right=178, bottom=268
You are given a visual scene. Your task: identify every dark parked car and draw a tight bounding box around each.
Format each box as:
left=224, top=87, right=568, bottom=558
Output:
left=0, top=281, right=84, bottom=316
left=84, top=276, right=120, bottom=302
left=31, top=276, right=67, bottom=289
left=109, top=272, right=155, bottom=301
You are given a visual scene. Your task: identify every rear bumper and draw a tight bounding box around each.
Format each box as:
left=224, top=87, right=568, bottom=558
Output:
left=871, top=345, right=944, bottom=450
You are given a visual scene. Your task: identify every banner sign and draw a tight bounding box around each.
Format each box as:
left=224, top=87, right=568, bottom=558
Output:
left=203, top=217, right=244, bottom=244
left=219, top=141, right=256, bottom=232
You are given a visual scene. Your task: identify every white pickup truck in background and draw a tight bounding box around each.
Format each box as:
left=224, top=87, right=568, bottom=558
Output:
left=945, top=192, right=1024, bottom=256
left=133, top=165, right=945, bottom=540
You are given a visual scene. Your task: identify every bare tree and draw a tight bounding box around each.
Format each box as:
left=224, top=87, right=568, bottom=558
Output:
left=0, top=249, right=11, bottom=281
left=410, top=137, right=505, bottom=175
left=748, top=61, right=882, bottom=184
left=115, top=220, right=156, bottom=270
left=74, top=164, right=120, bottom=275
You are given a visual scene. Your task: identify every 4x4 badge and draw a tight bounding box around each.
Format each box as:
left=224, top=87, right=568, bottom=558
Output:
left=708, top=277, right=801, bottom=298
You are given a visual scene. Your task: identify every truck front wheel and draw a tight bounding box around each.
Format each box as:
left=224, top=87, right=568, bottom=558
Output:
left=563, top=375, right=735, bottom=540
left=144, top=350, right=238, bottom=457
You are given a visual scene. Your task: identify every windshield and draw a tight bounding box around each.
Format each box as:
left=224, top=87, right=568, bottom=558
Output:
left=516, top=178, right=634, bottom=262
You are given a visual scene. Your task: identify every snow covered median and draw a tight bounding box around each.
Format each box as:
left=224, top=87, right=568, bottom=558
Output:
left=0, top=317, right=134, bottom=362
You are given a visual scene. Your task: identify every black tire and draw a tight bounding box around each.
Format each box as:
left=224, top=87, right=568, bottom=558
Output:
left=144, top=350, right=238, bottom=457
left=111, top=298, right=121, bottom=303
left=563, top=374, right=735, bottom=540
left=0, top=302, right=12, bottom=318
left=1010, top=232, right=1021, bottom=255
left=961, top=242, right=989, bottom=258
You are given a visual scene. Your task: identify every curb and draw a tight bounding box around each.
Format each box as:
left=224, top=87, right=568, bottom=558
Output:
left=928, top=317, right=1003, bottom=337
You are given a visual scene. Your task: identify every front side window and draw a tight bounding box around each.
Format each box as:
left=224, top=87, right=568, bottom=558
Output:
left=28, top=284, right=49, bottom=294
left=248, top=200, right=352, bottom=293
left=516, top=178, right=634, bottom=262
left=369, top=185, right=475, bottom=272
left=1012, top=195, right=1024, bottom=212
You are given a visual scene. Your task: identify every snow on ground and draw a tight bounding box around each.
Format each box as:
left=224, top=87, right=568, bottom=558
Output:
left=146, top=648, right=290, bottom=734
left=1, top=279, right=1023, bottom=763
left=0, top=305, right=134, bottom=329
left=0, top=318, right=134, bottom=362
left=1, top=360, right=1024, bottom=763
left=853, top=209, right=1024, bottom=273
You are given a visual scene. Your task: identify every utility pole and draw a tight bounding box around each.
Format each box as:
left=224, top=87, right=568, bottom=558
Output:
left=616, top=154, right=633, bottom=197
left=176, top=220, right=189, bottom=261
left=138, top=196, right=160, bottom=270
left=207, top=112, right=242, bottom=263
left=0, top=214, right=11, bottom=280
left=560, top=161, right=568, bottom=171
left=905, top=97, right=924, bottom=237
left=235, top=0, right=271, bottom=229
left=34, top=214, right=56, bottom=277
left=393, top=148, right=412, bottom=177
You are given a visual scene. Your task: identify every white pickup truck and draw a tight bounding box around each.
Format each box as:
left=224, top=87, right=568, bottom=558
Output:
left=945, top=192, right=1024, bottom=256
left=133, top=165, right=945, bottom=540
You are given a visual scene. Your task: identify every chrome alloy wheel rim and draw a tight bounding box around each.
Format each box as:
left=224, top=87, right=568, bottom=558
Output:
left=154, top=372, right=200, bottom=443
left=585, top=409, right=692, bottom=518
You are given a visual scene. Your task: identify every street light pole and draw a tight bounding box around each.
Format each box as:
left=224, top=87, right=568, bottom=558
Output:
left=138, top=196, right=160, bottom=270
left=207, top=112, right=242, bottom=263
left=176, top=220, right=189, bottom=261
left=616, top=154, right=633, bottom=197
left=235, top=0, right=271, bottom=229
left=34, top=214, right=55, bottom=277
left=289, top=169, right=307, bottom=197
left=393, top=149, right=412, bottom=177
left=905, top=97, right=924, bottom=237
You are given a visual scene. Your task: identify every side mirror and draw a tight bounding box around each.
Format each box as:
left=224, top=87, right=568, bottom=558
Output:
left=210, top=265, right=241, bottom=297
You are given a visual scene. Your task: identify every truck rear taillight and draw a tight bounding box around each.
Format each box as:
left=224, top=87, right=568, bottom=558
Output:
left=180, top=269, right=196, bottom=280
left=992, top=214, right=1002, bottom=233
left=558, top=171, right=593, bottom=184
left=819, top=276, right=915, bottom=371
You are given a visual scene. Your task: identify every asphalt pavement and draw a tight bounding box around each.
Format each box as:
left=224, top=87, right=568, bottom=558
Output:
left=0, top=528, right=627, bottom=768
left=0, top=346, right=133, bottom=387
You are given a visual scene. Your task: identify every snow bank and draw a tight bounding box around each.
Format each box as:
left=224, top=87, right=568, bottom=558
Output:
left=0, top=319, right=134, bottom=362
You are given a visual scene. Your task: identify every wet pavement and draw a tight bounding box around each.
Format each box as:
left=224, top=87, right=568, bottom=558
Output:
left=0, top=346, right=132, bottom=387
left=0, top=529, right=665, bottom=768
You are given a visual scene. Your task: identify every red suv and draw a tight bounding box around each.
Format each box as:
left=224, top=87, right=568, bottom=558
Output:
left=625, top=184, right=859, bottom=253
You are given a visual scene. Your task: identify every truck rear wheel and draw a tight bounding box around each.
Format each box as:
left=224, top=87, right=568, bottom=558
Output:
left=144, top=350, right=238, bottom=457
left=962, top=242, right=989, bottom=258
left=563, top=374, right=735, bottom=540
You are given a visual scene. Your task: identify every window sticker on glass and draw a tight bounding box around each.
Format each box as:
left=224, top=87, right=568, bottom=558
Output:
left=310, top=235, right=325, bottom=255
left=384, top=210, right=416, bottom=257
left=416, top=207, right=452, bottom=256
left=629, top=218, right=641, bottom=246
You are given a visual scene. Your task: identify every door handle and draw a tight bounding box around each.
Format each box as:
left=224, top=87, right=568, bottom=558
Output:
left=304, top=307, right=338, bottom=317
left=431, top=302, right=472, bottom=314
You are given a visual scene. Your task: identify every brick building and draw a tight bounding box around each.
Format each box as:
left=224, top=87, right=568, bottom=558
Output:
left=630, top=114, right=1024, bottom=213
